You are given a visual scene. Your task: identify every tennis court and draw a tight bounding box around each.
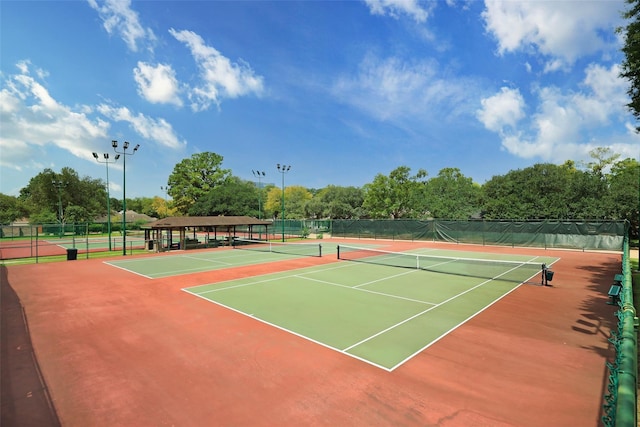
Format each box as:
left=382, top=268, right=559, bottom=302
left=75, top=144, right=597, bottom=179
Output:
left=44, top=236, right=146, bottom=250
left=0, top=236, right=147, bottom=260
left=183, top=246, right=558, bottom=370
left=105, top=239, right=325, bottom=278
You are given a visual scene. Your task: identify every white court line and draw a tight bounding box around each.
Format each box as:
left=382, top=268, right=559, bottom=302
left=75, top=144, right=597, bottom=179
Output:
left=352, top=268, right=421, bottom=289
left=189, top=259, right=427, bottom=295
left=103, top=261, right=153, bottom=279
left=294, top=274, right=436, bottom=306
left=182, top=288, right=393, bottom=372
left=182, top=255, right=233, bottom=266
left=107, top=250, right=247, bottom=264
left=387, top=255, right=560, bottom=370
left=341, top=256, right=544, bottom=354
left=105, top=249, right=291, bottom=278
left=105, top=258, right=229, bottom=279
left=185, top=253, right=560, bottom=371
left=186, top=261, right=361, bottom=293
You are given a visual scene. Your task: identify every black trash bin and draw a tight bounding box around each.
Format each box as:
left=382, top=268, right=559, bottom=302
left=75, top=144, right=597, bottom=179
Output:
left=545, top=270, right=554, bottom=281
left=148, top=240, right=154, bottom=250
left=66, top=248, right=78, bottom=261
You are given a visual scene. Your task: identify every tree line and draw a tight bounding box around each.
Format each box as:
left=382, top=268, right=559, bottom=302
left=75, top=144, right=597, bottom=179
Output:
left=0, top=147, right=637, bottom=238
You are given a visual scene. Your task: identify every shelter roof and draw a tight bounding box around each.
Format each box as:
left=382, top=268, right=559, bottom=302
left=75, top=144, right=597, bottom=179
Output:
left=146, top=216, right=271, bottom=229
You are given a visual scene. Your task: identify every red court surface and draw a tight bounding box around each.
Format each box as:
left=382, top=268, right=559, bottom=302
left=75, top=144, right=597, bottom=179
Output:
left=1, top=240, right=621, bottom=426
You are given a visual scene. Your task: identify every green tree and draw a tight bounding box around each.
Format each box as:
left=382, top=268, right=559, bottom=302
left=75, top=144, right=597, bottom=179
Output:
left=264, top=185, right=311, bottom=219
left=607, top=158, right=640, bottom=238
left=363, top=166, right=428, bottom=219
left=29, top=210, right=57, bottom=225
left=19, top=167, right=106, bottom=223
left=264, top=186, right=282, bottom=218
left=284, top=186, right=312, bottom=218
left=0, top=193, right=27, bottom=223
left=189, top=177, right=259, bottom=216
left=305, top=185, right=365, bottom=219
left=65, top=205, right=89, bottom=224
left=482, top=163, right=575, bottom=220
left=151, top=196, right=174, bottom=218
left=167, top=152, right=231, bottom=215
left=566, top=148, right=622, bottom=219
left=481, top=174, right=518, bottom=219
left=125, top=197, right=143, bottom=214
left=565, top=169, right=606, bottom=219
left=126, top=197, right=158, bottom=217
left=109, top=197, right=122, bottom=213
left=424, top=168, right=481, bottom=219
left=583, top=147, right=620, bottom=177
left=619, top=0, right=640, bottom=129
left=19, top=168, right=61, bottom=218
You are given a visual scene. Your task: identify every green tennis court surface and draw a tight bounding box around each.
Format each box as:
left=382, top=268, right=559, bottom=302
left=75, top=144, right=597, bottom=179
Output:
left=105, top=243, right=329, bottom=279
left=184, top=249, right=558, bottom=370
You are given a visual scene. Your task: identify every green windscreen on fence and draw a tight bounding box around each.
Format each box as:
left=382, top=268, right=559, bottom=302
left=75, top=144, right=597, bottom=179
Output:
left=331, top=219, right=627, bottom=251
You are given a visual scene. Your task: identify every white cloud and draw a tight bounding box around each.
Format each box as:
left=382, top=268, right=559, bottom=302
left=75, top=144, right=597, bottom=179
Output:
left=133, top=62, right=183, bottom=106
left=476, top=87, right=525, bottom=132
left=333, top=54, right=476, bottom=123
left=0, top=61, right=185, bottom=175
left=482, top=0, right=622, bottom=72
left=0, top=61, right=110, bottom=170
left=582, top=63, right=627, bottom=105
left=97, top=104, right=185, bottom=149
left=364, top=0, right=432, bottom=23
left=478, top=63, right=640, bottom=162
left=87, top=0, right=155, bottom=52
left=169, top=28, right=265, bottom=111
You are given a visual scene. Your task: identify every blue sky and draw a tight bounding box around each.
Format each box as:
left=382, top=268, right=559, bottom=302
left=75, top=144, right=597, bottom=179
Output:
left=1, top=0, right=638, bottom=199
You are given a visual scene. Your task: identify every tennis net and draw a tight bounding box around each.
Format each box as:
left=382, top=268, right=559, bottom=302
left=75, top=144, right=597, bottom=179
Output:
left=336, top=245, right=544, bottom=284
left=233, top=238, right=322, bottom=257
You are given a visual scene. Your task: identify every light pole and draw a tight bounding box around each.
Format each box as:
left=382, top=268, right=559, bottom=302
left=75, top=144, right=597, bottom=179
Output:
left=112, top=140, right=140, bottom=256
left=160, top=185, right=170, bottom=218
left=93, top=152, right=120, bottom=250
left=52, top=180, right=65, bottom=238
left=276, top=164, right=291, bottom=242
left=252, top=170, right=265, bottom=219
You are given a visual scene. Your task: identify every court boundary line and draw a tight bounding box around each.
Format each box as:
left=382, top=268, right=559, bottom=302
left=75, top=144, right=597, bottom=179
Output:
left=342, top=273, right=502, bottom=354
left=183, top=255, right=560, bottom=371
left=104, top=249, right=306, bottom=279
left=183, top=271, right=502, bottom=371
left=342, top=255, right=547, bottom=353
left=103, top=261, right=153, bottom=279
left=183, top=288, right=393, bottom=371
left=294, top=273, right=437, bottom=306
left=388, top=256, right=560, bottom=370
left=187, top=261, right=358, bottom=293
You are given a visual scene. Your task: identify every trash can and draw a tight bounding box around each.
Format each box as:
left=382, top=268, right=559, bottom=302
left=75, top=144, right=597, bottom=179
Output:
left=66, top=248, right=78, bottom=261
left=148, top=240, right=154, bottom=250
left=545, top=270, right=554, bottom=281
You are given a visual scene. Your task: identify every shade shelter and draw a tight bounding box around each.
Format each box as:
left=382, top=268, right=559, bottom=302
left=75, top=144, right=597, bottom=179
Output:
left=144, top=216, right=271, bottom=251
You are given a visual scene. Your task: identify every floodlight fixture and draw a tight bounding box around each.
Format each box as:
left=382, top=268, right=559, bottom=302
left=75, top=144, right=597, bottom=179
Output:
left=276, top=164, right=291, bottom=241
left=93, top=151, right=120, bottom=251
left=113, top=140, right=140, bottom=255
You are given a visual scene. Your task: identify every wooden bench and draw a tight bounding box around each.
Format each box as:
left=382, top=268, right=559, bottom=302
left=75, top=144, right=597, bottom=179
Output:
left=607, top=285, right=621, bottom=305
